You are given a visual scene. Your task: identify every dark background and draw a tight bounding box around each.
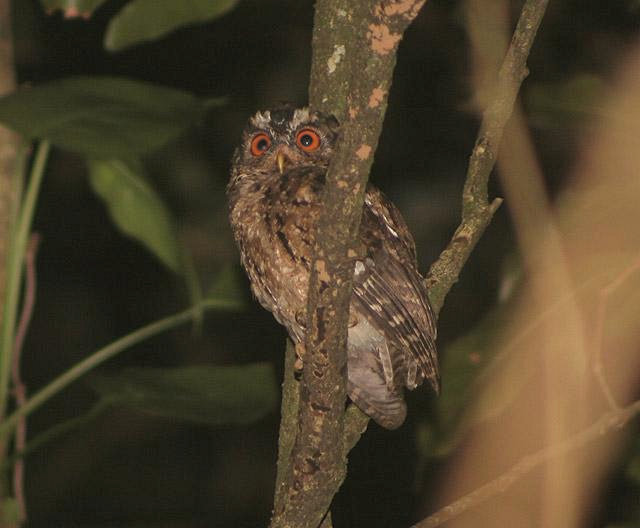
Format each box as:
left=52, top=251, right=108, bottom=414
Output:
left=10, top=0, right=640, bottom=526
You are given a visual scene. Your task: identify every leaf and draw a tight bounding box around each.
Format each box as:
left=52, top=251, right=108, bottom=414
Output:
left=430, top=307, right=508, bottom=456
left=208, top=264, right=247, bottom=306
left=105, top=0, right=240, bottom=52
left=627, top=439, right=640, bottom=485
left=0, top=498, right=20, bottom=523
left=526, top=74, right=606, bottom=128
left=89, top=363, right=278, bottom=426
left=87, top=158, right=182, bottom=272
left=40, top=0, right=108, bottom=17
left=0, top=76, right=213, bottom=157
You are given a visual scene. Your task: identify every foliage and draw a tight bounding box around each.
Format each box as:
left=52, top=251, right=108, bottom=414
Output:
left=0, top=76, right=214, bottom=157
left=90, top=363, right=278, bottom=425
left=104, top=0, right=241, bottom=51
left=87, top=158, right=183, bottom=272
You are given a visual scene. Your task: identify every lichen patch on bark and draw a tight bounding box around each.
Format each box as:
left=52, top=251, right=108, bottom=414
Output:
left=367, top=24, right=401, bottom=55
left=368, top=86, right=386, bottom=108
left=375, top=0, right=425, bottom=19
left=355, top=144, right=372, bottom=160
left=327, top=44, right=346, bottom=74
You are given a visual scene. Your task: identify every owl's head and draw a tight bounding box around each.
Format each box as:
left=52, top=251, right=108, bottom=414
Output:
left=232, top=105, right=340, bottom=177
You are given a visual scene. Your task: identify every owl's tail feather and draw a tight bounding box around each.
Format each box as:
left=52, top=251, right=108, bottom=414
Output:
left=347, top=379, right=407, bottom=430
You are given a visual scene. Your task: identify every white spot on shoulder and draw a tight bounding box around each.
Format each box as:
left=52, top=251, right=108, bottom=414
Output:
left=354, top=260, right=365, bottom=275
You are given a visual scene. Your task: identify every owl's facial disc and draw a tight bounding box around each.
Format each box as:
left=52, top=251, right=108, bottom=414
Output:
left=238, top=106, right=339, bottom=177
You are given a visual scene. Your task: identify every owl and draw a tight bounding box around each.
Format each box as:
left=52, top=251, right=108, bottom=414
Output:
left=227, top=105, right=438, bottom=429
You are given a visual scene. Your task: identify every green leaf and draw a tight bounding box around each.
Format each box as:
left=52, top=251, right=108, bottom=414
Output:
left=87, top=158, right=182, bottom=272
left=430, top=306, right=508, bottom=456
left=105, top=0, right=240, bottom=52
left=0, top=76, right=212, bottom=157
left=89, top=363, right=278, bottom=426
left=0, top=497, right=20, bottom=523
left=526, top=74, right=605, bottom=128
left=208, top=264, right=247, bottom=306
left=627, top=440, right=640, bottom=485
left=40, top=0, right=108, bottom=17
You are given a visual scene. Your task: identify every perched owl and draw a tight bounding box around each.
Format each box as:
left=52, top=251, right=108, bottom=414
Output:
left=227, top=105, right=438, bottom=429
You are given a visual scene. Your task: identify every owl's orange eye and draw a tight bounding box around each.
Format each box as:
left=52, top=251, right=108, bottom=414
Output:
left=250, top=133, right=271, bottom=156
left=296, top=129, right=321, bottom=152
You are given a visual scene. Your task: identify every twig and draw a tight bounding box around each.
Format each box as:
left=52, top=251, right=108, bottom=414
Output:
left=10, top=233, right=39, bottom=523
left=426, top=0, right=550, bottom=314
left=1, top=400, right=111, bottom=473
left=272, top=341, right=300, bottom=516
left=0, top=297, right=240, bottom=442
left=412, top=399, right=640, bottom=528
left=0, top=141, right=50, bottom=424
left=592, top=257, right=640, bottom=411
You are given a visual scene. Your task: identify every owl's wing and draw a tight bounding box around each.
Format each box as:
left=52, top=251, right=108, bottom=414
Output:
left=352, top=186, right=439, bottom=392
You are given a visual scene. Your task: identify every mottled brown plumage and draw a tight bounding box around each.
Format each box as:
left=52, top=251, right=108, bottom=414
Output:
left=227, top=105, right=438, bottom=429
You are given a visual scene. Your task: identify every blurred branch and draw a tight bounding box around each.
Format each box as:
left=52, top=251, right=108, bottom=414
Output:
left=0, top=141, right=49, bottom=425
left=412, top=399, right=640, bottom=528
left=11, top=233, right=40, bottom=523
left=0, top=0, right=20, bottom=334
left=0, top=297, right=239, bottom=442
left=1, top=400, right=111, bottom=473
left=593, top=257, right=640, bottom=411
left=270, top=1, right=427, bottom=527
left=425, top=0, right=550, bottom=313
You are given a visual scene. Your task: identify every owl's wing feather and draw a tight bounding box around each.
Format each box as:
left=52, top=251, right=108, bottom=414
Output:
left=353, top=186, right=439, bottom=392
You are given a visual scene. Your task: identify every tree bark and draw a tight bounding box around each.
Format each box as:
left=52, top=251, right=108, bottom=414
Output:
left=270, top=2, right=428, bottom=527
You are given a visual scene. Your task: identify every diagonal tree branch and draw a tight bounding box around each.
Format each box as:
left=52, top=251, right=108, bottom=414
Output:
left=412, top=399, right=640, bottom=528
left=426, top=0, right=550, bottom=313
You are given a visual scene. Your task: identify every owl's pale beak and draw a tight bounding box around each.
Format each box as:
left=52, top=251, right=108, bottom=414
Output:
left=276, top=151, right=287, bottom=175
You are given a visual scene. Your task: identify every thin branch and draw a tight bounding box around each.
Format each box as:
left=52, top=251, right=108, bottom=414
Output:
left=592, top=257, right=640, bottom=412
left=0, top=141, right=50, bottom=424
left=272, top=340, right=300, bottom=516
left=412, top=399, right=640, bottom=528
left=12, top=234, right=39, bottom=375
left=426, top=0, right=550, bottom=313
left=1, top=400, right=111, bottom=473
left=0, top=297, right=240, bottom=441
left=11, top=233, right=40, bottom=523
